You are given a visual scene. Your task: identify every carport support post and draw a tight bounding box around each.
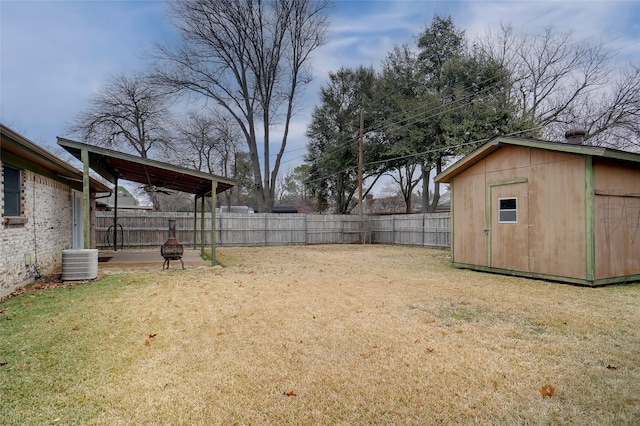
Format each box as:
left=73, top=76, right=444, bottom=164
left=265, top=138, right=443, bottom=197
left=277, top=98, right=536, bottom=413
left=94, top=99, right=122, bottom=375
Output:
left=200, top=197, right=205, bottom=259
left=211, top=180, right=217, bottom=266
left=113, top=177, right=118, bottom=251
left=193, top=195, right=198, bottom=250
left=81, top=148, right=91, bottom=249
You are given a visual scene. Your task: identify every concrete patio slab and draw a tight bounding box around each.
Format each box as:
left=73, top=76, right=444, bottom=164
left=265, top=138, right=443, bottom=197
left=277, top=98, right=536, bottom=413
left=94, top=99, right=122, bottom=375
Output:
left=98, top=249, right=212, bottom=274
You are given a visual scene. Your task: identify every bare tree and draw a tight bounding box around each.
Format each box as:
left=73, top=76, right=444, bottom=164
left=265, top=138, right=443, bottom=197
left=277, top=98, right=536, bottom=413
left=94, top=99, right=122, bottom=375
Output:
left=68, top=72, right=172, bottom=159
left=174, top=110, right=240, bottom=174
left=566, top=63, right=640, bottom=150
left=151, top=0, right=330, bottom=213
left=174, top=109, right=244, bottom=208
left=68, top=72, right=174, bottom=210
left=388, top=163, right=421, bottom=214
left=478, top=26, right=609, bottom=127
left=274, top=165, right=312, bottom=207
left=478, top=25, right=639, bottom=149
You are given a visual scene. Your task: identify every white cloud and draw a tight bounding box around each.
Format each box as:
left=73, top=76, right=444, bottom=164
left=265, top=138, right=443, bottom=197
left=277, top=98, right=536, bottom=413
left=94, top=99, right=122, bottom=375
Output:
left=2, top=0, right=638, bottom=166
left=1, top=1, right=170, bottom=143
left=460, top=0, right=640, bottom=64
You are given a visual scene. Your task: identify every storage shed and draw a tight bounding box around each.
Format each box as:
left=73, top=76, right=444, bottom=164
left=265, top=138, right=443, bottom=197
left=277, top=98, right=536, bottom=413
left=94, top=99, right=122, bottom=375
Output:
left=435, top=135, right=640, bottom=286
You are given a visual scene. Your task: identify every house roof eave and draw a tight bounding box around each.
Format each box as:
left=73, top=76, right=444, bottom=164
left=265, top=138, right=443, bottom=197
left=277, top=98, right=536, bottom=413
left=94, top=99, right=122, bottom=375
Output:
left=1, top=124, right=112, bottom=193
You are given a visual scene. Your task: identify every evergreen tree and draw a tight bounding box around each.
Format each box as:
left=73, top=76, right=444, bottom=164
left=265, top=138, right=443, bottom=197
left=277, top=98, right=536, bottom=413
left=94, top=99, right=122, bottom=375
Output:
left=305, top=66, right=381, bottom=213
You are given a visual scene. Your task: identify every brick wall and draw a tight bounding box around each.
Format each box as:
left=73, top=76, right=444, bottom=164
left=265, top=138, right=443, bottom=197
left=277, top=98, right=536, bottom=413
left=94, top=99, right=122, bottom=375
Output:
left=1, top=167, right=74, bottom=297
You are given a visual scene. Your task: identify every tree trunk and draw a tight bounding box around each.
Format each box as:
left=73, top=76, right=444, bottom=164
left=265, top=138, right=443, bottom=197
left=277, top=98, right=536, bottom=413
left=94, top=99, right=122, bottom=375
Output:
left=403, top=180, right=412, bottom=214
left=421, top=165, right=431, bottom=213
left=336, top=172, right=348, bottom=214
left=427, top=157, right=443, bottom=213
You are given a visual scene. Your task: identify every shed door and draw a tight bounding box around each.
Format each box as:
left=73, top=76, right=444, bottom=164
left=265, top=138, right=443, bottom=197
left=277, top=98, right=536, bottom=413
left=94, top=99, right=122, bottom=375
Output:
left=490, top=182, right=529, bottom=272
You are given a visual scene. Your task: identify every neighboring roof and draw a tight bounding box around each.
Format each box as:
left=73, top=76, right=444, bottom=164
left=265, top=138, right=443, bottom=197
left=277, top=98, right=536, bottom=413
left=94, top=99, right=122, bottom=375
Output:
left=57, top=137, right=235, bottom=197
left=216, top=205, right=255, bottom=214
left=1, top=124, right=111, bottom=193
left=435, top=136, right=640, bottom=183
left=96, top=193, right=154, bottom=211
left=271, top=206, right=299, bottom=214
left=435, top=191, right=450, bottom=212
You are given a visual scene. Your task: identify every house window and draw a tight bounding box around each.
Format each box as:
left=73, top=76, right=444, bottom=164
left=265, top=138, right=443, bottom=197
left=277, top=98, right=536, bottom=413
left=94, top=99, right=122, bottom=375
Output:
left=3, top=166, right=22, bottom=217
left=498, top=197, right=517, bottom=223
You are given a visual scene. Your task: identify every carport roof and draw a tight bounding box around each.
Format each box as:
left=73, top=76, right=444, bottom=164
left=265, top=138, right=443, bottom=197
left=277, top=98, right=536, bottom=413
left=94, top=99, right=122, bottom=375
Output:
left=57, top=137, right=235, bottom=196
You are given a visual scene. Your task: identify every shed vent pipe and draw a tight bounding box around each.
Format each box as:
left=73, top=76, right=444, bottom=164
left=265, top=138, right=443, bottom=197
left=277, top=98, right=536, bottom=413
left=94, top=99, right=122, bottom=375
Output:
left=565, top=128, right=586, bottom=145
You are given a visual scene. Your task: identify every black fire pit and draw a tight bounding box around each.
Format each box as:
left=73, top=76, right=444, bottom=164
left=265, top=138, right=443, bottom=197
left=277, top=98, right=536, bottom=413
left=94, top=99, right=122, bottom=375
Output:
left=161, top=219, right=184, bottom=270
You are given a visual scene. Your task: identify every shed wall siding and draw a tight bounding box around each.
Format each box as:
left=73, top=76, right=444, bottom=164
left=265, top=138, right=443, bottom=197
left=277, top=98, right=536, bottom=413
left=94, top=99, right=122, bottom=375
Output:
left=594, top=160, right=640, bottom=279
left=452, top=145, right=588, bottom=280
left=485, top=146, right=531, bottom=173
left=528, top=154, right=586, bottom=279
left=1, top=167, right=73, bottom=297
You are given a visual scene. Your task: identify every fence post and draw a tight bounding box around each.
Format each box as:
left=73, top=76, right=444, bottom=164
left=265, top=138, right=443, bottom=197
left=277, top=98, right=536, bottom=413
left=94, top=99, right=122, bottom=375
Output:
left=422, top=214, right=426, bottom=247
left=366, top=216, right=370, bottom=244
left=264, top=214, right=268, bottom=246
left=392, top=216, right=396, bottom=245
left=218, top=213, right=223, bottom=247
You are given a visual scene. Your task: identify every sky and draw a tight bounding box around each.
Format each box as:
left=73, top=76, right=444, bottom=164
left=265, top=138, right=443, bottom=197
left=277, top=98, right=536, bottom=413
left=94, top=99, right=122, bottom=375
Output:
left=2, top=0, right=639, bottom=182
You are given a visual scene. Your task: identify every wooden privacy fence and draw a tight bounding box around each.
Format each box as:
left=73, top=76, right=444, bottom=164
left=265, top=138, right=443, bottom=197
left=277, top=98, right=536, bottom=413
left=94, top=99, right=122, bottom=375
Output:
left=96, top=211, right=450, bottom=249
left=367, top=213, right=450, bottom=247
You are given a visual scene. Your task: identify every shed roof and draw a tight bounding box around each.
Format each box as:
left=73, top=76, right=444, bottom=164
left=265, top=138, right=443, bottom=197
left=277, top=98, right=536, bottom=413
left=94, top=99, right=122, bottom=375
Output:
left=435, top=136, right=640, bottom=183
left=1, top=124, right=111, bottom=193
left=57, top=138, right=235, bottom=196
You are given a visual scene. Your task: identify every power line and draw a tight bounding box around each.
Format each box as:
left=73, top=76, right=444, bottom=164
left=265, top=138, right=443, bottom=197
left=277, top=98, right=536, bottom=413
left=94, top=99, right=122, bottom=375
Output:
left=302, top=124, right=545, bottom=187
left=275, top=22, right=637, bottom=185
left=279, top=73, right=511, bottom=169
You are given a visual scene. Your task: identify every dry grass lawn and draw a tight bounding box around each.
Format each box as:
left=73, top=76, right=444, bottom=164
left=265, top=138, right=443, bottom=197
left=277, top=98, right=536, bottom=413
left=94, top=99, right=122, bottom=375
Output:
left=1, top=245, right=639, bottom=425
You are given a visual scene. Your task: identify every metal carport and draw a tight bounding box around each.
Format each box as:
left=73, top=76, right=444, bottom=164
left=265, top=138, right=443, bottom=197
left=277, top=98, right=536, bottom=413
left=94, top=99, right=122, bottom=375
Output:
left=57, top=137, right=235, bottom=265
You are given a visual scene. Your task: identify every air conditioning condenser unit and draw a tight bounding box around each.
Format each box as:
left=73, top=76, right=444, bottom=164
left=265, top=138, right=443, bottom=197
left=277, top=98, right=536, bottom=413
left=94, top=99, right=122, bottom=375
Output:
left=62, top=249, right=99, bottom=281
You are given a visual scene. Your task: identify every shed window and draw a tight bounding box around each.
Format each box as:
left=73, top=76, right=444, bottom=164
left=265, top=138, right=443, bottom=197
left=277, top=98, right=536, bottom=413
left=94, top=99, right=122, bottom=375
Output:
left=498, top=197, right=517, bottom=223
left=3, top=166, right=22, bottom=217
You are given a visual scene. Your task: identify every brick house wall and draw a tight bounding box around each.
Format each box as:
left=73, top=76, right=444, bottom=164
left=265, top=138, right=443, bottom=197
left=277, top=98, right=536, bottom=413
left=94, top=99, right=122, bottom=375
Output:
left=1, top=163, right=98, bottom=298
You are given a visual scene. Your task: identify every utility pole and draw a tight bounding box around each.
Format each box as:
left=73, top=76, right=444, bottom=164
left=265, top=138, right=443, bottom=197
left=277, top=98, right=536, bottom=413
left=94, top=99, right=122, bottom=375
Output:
left=359, top=107, right=364, bottom=243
